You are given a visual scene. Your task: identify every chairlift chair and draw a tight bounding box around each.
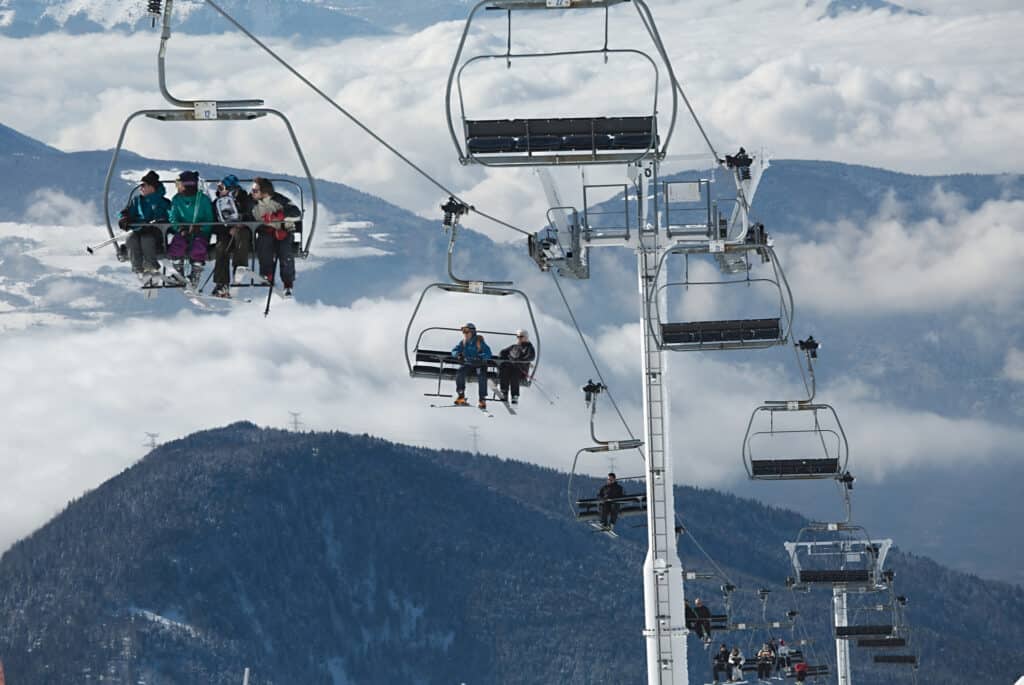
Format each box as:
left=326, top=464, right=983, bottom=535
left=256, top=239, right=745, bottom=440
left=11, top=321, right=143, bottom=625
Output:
left=568, top=381, right=646, bottom=529
left=405, top=198, right=541, bottom=399
left=100, top=0, right=318, bottom=279
left=113, top=176, right=310, bottom=289
left=445, top=0, right=678, bottom=168
left=784, top=524, right=893, bottom=589
left=651, top=237, right=794, bottom=352
left=743, top=337, right=851, bottom=481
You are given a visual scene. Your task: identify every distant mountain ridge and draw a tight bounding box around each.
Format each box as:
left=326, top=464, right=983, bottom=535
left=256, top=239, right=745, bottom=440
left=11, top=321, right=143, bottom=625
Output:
left=0, top=423, right=1020, bottom=683
left=0, top=0, right=471, bottom=38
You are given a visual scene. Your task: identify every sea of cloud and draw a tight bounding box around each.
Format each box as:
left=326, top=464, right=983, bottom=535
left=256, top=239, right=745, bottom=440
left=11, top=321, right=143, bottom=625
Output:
left=0, top=215, right=1022, bottom=552
left=0, top=0, right=1021, bottom=238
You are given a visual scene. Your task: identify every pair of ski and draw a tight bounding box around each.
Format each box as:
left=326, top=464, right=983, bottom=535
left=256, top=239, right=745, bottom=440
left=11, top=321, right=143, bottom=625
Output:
left=588, top=521, right=619, bottom=538
left=140, top=261, right=268, bottom=307
left=429, top=401, right=495, bottom=418
left=430, top=393, right=517, bottom=418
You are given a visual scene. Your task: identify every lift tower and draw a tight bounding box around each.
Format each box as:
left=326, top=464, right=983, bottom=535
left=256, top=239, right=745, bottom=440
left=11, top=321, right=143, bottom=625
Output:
left=446, top=2, right=781, bottom=682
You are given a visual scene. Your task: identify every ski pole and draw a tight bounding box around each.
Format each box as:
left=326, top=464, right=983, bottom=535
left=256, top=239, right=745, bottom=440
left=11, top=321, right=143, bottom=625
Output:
left=201, top=231, right=235, bottom=293
left=85, top=233, right=125, bottom=254
left=530, top=377, right=559, bottom=405
left=263, top=247, right=278, bottom=318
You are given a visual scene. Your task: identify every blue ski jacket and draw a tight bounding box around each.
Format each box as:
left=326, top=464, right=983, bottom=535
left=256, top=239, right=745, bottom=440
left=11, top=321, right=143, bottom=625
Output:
left=452, top=334, right=492, bottom=362
left=128, top=184, right=171, bottom=223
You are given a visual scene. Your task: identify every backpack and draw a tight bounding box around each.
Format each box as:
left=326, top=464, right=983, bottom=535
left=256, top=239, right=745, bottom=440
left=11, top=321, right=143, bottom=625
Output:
left=215, top=193, right=240, bottom=223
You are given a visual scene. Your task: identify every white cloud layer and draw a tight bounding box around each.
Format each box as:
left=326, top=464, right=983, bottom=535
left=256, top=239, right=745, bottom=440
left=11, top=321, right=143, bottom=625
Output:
left=0, top=0, right=1021, bottom=236
left=1, top=276, right=1021, bottom=554
left=780, top=192, right=1024, bottom=316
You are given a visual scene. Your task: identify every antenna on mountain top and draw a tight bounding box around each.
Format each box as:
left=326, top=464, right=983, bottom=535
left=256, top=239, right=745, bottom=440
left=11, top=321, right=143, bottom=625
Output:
left=469, top=425, right=480, bottom=455
left=144, top=432, right=160, bottom=450
left=288, top=412, right=303, bottom=432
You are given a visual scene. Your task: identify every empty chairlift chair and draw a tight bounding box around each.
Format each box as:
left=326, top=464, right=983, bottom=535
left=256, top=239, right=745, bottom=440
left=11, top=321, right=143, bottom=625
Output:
left=785, top=524, right=893, bottom=588
left=743, top=337, right=850, bottom=480
left=445, top=0, right=675, bottom=168
left=652, top=230, right=794, bottom=352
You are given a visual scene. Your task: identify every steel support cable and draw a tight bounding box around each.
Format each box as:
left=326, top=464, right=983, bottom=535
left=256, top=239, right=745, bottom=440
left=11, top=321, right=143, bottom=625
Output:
left=203, top=0, right=530, bottom=238
left=549, top=270, right=643, bottom=460
left=679, top=521, right=737, bottom=590
left=633, top=0, right=721, bottom=164
left=787, top=584, right=831, bottom=675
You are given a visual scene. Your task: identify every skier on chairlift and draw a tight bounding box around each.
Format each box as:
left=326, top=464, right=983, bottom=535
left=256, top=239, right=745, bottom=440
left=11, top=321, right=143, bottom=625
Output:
left=211, top=174, right=254, bottom=298
left=251, top=177, right=299, bottom=297
left=597, top=472, right=624, bottom=530
left=497, top=328, right=535, bottom=405
left=694, top=597, right=713, bottom=643
left=119, top=169, right=169, bottom=278
left=167, top=170, right=215, bottom=287
left=452, top=322, right=492, bottom=409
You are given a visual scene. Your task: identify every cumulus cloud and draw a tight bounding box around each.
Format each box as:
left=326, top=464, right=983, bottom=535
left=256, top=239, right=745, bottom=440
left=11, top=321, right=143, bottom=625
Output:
left=779, top=192, right=1024, bottom=316
left=1004, top=348, right=1024, bottom=382
left=23, top=189, right=100, bottom=226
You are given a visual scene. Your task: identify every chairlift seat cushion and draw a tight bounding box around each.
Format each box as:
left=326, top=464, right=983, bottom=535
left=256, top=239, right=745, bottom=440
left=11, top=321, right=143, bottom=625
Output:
left=836, top=625, right=894, bottom=638
left=575, top=494, right=647, bottom=521
left=857, top=638, right=907, bottom=648
left=412, top=348, right=532, bottom=386
left=799, top=569, right=871, bottom=584
left=874, top=655, right=917, bottom=665
left=465, top=116, right=656, bottom=155
left=661, top=318, right=782, bottom=345
left=786, top=665, right=829, bottom=677
left=751, top=458, right=840, bottom=477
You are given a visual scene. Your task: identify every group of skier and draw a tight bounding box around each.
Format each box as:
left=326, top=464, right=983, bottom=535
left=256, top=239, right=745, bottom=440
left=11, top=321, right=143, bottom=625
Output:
left=711, top=638, right=797, bottom=684
left=118, top=170, right=300, bottom=297
left=450, top=322, right=535, bottom=410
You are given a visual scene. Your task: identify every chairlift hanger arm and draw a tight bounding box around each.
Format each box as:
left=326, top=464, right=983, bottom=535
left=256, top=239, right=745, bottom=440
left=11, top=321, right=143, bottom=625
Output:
left=157, top=0, right=262, bottom=109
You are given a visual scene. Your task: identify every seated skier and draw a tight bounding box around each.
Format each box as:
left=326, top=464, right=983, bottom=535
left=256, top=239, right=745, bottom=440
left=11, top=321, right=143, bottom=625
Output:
left=497, top=328, right=535, bottom=405
left=597, top=472, right=624, bottom=531
left=452, top=322, right=492, bottom=410
left=119, top=170, right=170, bottom=279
